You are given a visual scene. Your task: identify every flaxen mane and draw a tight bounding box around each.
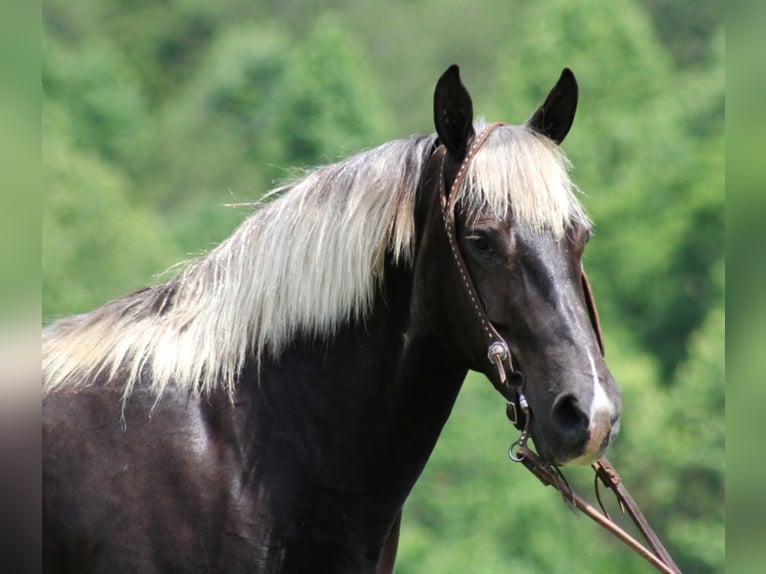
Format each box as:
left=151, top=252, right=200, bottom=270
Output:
left=43, top=121, right=589, bottom=401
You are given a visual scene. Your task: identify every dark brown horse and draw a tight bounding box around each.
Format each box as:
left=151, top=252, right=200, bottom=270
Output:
left=43, top=65, right=621, bottom=573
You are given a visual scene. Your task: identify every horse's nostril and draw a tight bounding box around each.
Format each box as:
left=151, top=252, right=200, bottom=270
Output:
left=551, top=394, right=589, bottom=442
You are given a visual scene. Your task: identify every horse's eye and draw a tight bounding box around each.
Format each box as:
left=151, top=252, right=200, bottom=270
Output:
left=466, top=233, right=493, bottom=254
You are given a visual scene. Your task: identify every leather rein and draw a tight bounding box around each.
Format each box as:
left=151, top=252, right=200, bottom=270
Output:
left=436, top=122, right=682, bottom=574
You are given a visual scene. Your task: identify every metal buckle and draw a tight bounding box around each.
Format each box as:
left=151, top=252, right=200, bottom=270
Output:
left=506, top=392, right=529, bottom=424
left=507, top=401, right=519, bottom=425
left=488, top=341, right=509, bottom=385
left=508, top=391, right=531, bottom=462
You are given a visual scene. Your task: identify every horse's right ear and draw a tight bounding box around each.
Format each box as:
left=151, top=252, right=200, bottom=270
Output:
left=433, top=65, right=475, bottom=161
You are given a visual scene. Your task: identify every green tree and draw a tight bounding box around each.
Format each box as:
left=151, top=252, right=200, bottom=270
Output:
left=142, top=18, right=391, bottom=254
left=42, top=102, right=178, bottom=320
left=43, top=34, right=152, bottom=172
left=663, top=302, right=724, bottom=573
left=274, top=14, right=391, bottom=165
left=45, top=0, right=220, bottom=109
left=141, top=25, right=292, bottom=200
left=639, top=0, right=724, bottom=68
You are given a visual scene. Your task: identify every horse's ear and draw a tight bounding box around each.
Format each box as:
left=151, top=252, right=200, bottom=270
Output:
left=433, top=65, right=475, bottom=161
left=526, top=68, right=578, bottom=144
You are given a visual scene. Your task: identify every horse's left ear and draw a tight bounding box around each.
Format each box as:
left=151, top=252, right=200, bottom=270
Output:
left=434, top=64, right=475, bottom=161
left=526, top=68, right=578, bottom=144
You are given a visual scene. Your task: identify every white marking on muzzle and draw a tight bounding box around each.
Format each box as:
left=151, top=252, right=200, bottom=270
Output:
left=559, top=351, right=616, bottom=466
left=587, top=350, right=613, bottom=423
left=564, top=351, right=614, bottom=466
left=580, top=348, right=615, bottom=461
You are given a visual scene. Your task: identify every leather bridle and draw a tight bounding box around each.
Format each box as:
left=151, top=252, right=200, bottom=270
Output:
left=435, top=123, right=682, bottom=574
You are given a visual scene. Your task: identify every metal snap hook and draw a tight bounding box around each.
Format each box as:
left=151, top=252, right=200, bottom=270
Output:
left=509, top=431, right=529, bottom=462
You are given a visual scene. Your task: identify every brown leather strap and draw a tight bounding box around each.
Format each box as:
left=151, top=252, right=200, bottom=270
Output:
left=519, top=448, right=681, bottom=574
left=437, top=122, right=525, bottom=399
left=581, top=268, right=605, bottom=355
left=593, top=458, right=682, bottom=573
left=438, top=123, right=511, bottom=369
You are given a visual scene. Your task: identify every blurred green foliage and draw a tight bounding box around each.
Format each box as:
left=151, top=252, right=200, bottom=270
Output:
left=727, top=3, right=766, bottom=572
left=1, top=1, right=39, bottom=321
left=42, top=0, right=723, bottom=572
left=42, top=101, right=176, bottom=319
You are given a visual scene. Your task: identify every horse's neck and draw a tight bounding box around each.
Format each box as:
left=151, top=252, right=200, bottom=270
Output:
left=246, top=283, right=466, bottom=487
left=230, top=268, right=467, bottom=560
left=249, top=321, right=466, bottom=478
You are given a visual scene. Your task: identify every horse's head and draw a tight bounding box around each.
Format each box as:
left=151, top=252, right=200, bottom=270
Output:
left=417, top=65, right=621, bottom=466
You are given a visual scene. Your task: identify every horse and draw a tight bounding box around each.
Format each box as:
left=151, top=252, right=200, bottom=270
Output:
left=42, top=65, right=622, bottom=573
